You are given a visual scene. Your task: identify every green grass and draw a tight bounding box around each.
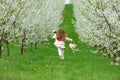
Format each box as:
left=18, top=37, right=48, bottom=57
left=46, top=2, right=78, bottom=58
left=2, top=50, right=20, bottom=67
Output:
left=0, top=4, right=120, bottom=80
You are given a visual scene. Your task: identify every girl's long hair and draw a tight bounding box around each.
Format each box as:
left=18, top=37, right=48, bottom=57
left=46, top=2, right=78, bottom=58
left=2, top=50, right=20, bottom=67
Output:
left=56, top=29, right=66, bottom=41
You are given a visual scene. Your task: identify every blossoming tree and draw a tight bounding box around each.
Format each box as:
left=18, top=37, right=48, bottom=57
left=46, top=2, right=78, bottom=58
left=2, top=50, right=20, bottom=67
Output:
left=73, top=0, right=120, bottom=64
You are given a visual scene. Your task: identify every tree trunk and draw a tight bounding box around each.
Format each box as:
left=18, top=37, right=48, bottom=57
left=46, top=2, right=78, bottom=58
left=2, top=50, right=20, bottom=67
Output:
left=4, top=33, right=9, bottom=57
left=23, top=31, right=26, bottom=52
left=23, top=39, right=26, bottom=52
left=0, top=45, right=1, bottom=58
left=113, top=53, right=116, bottom=63
left=35, top=42, right=37, bottom=49
left=30, top=43, right=33, bottom=51
left=20, top=39, right=24, bottom=56
left=118, top=50, right=120, bottom=57
left=6, top=40, right=9, bottom=57
left=20, top=30, right=26, bottom=56
left=0, top=28, right=5, bottom=58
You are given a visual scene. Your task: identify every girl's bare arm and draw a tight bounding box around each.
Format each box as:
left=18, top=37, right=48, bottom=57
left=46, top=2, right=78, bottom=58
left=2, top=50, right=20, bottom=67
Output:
left=66, top=37, right=73, bottom=42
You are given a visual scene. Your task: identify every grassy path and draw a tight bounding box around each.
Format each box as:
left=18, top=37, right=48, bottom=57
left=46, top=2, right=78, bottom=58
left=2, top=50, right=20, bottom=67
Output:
left=0, top=4, right=120, bottom=80
left=58, top=4, right=120, bottom=80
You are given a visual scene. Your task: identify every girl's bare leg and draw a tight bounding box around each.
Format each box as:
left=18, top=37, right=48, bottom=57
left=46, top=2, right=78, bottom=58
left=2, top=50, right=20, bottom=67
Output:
left=58, top=48, right=64, bottom=60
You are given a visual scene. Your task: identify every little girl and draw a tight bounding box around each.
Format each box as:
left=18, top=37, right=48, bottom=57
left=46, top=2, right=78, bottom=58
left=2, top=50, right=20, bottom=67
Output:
left=52, top=29, right=73, bottom=60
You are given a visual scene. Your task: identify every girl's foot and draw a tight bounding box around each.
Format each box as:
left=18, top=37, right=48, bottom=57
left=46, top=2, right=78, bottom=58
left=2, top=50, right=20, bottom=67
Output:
left=60, top=56, right=64, bottom=60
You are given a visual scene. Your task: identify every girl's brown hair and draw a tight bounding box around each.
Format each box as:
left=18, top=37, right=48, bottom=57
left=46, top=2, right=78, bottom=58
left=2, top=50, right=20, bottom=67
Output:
left=56, top=29, right=66, bottom=41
